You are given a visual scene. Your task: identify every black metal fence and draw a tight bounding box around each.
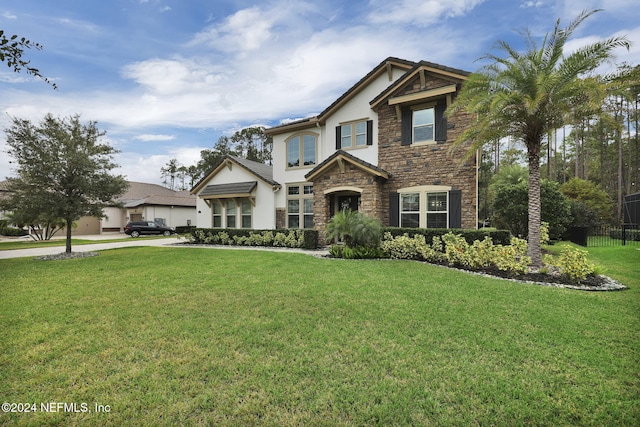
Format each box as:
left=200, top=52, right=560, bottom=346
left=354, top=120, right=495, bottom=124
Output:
left=569, top=224, right=640, bottom=247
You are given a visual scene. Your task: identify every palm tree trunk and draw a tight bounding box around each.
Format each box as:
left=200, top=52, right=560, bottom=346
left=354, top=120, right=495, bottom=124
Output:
left=527, top=148, right=542, bottom=268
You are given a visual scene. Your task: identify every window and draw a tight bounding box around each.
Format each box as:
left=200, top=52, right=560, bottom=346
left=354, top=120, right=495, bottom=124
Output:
left=400, top=193, right=420, bottom=228
left=341, top=124, right=352, bottom=148
left=241, top=200, right=252, bottom=229
left=212, top=201, right=222, bottom=228
left=413, top=107, right=434, bottom=143
left=226, top=200, right=236, bottom=228
left=287, top=133, right=317, bottom=168
left=394, top=187, right=457, bottom=229
left=426, top=192, right=447, bottom=228
left=287, top=137, right=300, bottom=168
left=287, top=183, right=314, bottom=229
left=401, top=102, right=446, bottom=146
left=338, top=120, right=372, bottom=150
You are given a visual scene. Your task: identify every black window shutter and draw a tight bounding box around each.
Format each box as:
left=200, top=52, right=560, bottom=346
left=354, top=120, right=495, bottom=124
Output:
left=366, top=120, right=373, bottom=145
left=435, top=102, right=447, bottom=143
left=401, top=109, right=412, bottom=146
left=448, top=189, right=461, bottom=228
left=389, top=193, right=399, bottom=226
left=335, top=126, right=341, bottom=150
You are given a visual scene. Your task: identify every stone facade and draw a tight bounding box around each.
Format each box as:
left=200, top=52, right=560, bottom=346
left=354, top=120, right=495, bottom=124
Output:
left=375, top=75, right=477, bottom=229
left=311, top=161, right=385, bottom=245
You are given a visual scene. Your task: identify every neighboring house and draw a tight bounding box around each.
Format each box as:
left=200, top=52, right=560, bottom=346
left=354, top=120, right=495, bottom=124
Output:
left=0, top=180, right=196, bottom=235
left=101, top=181, right=197, bottom=233
left=192, top=57, right=477, bottom=243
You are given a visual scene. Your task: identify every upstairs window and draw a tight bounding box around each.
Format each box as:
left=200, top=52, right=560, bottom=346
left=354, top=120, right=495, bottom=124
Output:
left=336, top=120, right=373, bottom=150
left=401, top=101, right=447, bottom=146
left=287, top=133, right=317, bottom=168
left=413, top=107, right=434, bottom=143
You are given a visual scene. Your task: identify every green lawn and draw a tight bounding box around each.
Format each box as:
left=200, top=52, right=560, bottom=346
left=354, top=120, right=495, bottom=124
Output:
left=1, top=246, right=638, bottom=426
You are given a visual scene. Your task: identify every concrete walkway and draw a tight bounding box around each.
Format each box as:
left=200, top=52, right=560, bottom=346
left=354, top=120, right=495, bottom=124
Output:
left=0, top=236, right=184, bottom=260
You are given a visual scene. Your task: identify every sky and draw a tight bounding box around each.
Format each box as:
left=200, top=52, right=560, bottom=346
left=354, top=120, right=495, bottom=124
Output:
left=1, top=0, right=638, bottom=186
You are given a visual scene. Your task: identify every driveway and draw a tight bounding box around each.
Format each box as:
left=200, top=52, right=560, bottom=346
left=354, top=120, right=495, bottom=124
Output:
left=0, top=236, right=183, bottom=260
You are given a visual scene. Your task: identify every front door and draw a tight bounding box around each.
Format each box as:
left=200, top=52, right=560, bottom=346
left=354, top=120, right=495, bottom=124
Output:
left=336, top=195, right=360, bottom=213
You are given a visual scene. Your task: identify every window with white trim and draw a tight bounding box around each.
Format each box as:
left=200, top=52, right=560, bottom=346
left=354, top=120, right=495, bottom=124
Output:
left=340, top=120, right=368, bottom=149
left=211, top=199, right=253, bottom=228
left=400, top=193, right=420, bottom=228
left=241, top=200, right=252, bottom=229
left=287, top=184, right=314, bottom=229
left=426, top=192, right=447, bottom=228
left=413, top=107, right=434, bottom=144
left=397, top=187, right=451, bottom=229
left=287, top=133, right=317, bottom=168
left=226, top=200, right=236, bottom=228
left=212, top=201, right=222, bottom=228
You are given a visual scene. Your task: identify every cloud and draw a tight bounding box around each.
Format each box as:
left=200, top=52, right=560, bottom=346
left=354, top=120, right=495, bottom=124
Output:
left=189, top=6, right=276, bottom=53
left=2, top=12, right=17, bottom=19
left=134, top=134, right=176, bottom=142
left=367, top=0, right=486, bottom=26
left=520, top=1, right=544, bottom=8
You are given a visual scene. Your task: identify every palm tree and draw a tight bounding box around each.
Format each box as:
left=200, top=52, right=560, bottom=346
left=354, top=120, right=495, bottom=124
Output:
left=448, top=9, right=630, bottom=267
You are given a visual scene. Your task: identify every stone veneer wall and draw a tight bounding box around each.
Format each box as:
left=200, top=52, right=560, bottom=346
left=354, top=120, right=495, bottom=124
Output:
left=376, top=76, right=477, bottom=229
left=311, top=162, right=385, bottom=245
left=275, top=208, right=286, bottom=229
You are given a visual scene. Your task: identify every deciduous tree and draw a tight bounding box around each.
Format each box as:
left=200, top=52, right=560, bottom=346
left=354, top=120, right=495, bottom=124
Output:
left=2, top=114, right=128, bottom=253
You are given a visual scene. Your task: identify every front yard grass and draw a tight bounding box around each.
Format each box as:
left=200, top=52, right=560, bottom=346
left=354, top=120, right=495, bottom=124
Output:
left=1, top=246, right=638, bottom=426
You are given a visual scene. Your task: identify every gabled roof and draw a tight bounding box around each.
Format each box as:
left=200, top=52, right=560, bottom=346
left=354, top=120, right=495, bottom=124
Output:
left=191, top=155, right=280, bottom=195
left=305, top=150, right=389, bottom=182
left=119, top=181, right=196, bottom=208
left=265, top=57, right=416, bottom=136
left=370, top=60, right=471, bottom=110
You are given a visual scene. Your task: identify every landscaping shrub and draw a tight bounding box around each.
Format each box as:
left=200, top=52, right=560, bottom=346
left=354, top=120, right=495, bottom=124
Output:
left=175, top=225, right=197, bottom=234
left=189, top=228, right=318, bottom=249
left=380, top=232, right=530, bottom=274
left=325, top=209, right=382, bottom=248
left=0, top=226, right=28, bottom=237
left=330, top=244, right=386, bottom=259
left=550, top=247, right=597, bottom=282
left=383, top=227, right=511, bottom=246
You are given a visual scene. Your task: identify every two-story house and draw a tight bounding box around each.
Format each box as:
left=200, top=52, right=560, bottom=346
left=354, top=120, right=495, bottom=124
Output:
left=191, top=57, right=477, bottom=243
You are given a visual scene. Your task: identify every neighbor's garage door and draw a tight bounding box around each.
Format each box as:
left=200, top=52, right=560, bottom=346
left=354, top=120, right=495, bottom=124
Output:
left=72, top=216, right=101, bottom=235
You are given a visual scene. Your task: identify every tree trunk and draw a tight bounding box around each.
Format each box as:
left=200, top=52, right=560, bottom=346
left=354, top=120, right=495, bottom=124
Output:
left=66, top=218, right=73, bottom=253
left=527, top=147, right=542, bottom=268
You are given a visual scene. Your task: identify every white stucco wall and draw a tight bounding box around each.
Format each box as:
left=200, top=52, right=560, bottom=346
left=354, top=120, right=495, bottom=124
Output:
left=194, top=162, right=276, bottom=229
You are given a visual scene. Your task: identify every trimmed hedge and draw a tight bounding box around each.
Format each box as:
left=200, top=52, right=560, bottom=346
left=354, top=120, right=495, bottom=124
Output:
left=189, top=228, right=319, bottom=249
left=382, top=227, right=512, bottom=246
left=175, top=225, right=197, bottom=234
left=0, top=227, right=28, bottom=237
